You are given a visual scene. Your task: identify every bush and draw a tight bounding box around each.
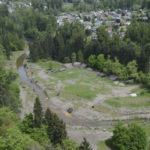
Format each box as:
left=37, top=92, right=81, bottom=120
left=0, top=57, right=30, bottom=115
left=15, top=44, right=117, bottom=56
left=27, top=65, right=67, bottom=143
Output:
left=107, top=122, right=147, bottom=150
left=96, top=54, right=105, bottom=71
left=111, top=57, right=123, bottom=75
left=88, top=55, right=97, bottom=68
left=126, top=60, right=138, bottom=79
left=103, top=56, right=113, bottom=74
left=64, top=57, right=71, bottom=63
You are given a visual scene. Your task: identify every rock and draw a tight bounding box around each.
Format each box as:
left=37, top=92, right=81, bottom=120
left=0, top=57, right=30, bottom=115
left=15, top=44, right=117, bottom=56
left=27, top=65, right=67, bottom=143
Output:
left=67, top=108, right=73, bottom=113
left=57, top=90, right=60, bottom=96
left=73, top=62, right=81, bottom=67
left=86, top=67, right=93, bottom=71
left=130, top=93, right=137, bottom=97
left=51, top=68, right=66, bottom=73
left=59, top=68, right=66, bottom=72
left=119, top=83, right=125, bottom=86
left=24, top=64, right=27, bottom=68
left=103, top=129, right=106, bottom=132
left=114, top=81, right=119, bottom=85
left=124, top=79, right=134, bottom=84
left=64, top=63, right=73, bottom=69
left=109, top=75, right=118, bottom=81
left=80, top=63, right=87, bottom=68
left=91, top=105, right=95, bottom=108
left=97, top=72, right=106, bottom=77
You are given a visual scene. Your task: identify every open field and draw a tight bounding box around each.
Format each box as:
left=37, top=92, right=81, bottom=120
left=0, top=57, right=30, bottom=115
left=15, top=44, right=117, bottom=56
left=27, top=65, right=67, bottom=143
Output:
left=13, top=57, right=150, bottom=150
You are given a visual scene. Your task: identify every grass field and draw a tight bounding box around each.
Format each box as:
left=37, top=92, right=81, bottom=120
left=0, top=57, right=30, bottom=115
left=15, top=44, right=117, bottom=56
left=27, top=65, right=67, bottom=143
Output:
left=97, top=141, right=110, bottom=150
left=105, top=94, right=150, bottom=108
left=36, top=59, right=63, bottom=70
left=50, top=67, right=111, bottom=99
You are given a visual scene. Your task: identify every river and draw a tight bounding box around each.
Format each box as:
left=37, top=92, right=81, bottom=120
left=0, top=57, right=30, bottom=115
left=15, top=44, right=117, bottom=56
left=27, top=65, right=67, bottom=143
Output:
left=17, top=50, right=45, bottom=101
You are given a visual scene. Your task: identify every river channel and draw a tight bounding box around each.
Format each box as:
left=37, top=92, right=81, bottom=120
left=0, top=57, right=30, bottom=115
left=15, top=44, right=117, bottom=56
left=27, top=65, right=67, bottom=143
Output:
left=17, top=51, right=45, bottom=101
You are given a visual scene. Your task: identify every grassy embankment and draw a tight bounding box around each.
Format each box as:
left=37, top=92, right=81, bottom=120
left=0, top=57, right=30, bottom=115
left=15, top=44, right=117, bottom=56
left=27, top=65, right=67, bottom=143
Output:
left=7, top=50, right=37, bottom=113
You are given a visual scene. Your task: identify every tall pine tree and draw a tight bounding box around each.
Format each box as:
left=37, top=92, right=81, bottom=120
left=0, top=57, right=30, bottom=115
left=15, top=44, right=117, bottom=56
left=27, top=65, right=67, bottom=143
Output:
left=44, top=108, right=67, bottom=145
left=33, top=97, right=42, bottom=128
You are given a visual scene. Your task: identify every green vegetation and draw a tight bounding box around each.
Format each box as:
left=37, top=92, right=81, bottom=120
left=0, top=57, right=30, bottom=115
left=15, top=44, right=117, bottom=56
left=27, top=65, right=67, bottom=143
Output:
left=64, top=84, right=98, bottom=99
left=0, top=64, right=21, bottom=112
left=0, top=107, right=41, bottom=150
left=97, top=141, right=109, bottom=150
left=1, top=0, right=150, bottom=149
left=36, top=60, right=63, bottom=70
left=105, top=96, right=150, bottom=108
left=49, top=67, right=111, bottom=99
left=79, top=138, right=92, bottom=150
left=106, top=122, right=147, bottom=150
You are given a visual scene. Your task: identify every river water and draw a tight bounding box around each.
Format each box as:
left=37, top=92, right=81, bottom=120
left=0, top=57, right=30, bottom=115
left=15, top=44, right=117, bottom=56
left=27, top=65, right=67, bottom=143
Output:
left=17, top=50, right=45, bottom=101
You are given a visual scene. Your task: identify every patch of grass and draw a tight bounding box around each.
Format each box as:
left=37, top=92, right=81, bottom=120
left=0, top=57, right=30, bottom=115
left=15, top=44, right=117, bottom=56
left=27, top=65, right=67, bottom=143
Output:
left=97, top=141, right=110, bottom=150
left=51, top=68, right=79, bottom=81
left=131, top=88, right=150, bottom=97
left=36, top=60, right=63, bottom=70
left=105, top=96, right=150, bottom=108
left=73, top=103, right=83, bottom=111
left=94, top=105, right=112, bottom=114
left=64, top=84, right=98, bottom=99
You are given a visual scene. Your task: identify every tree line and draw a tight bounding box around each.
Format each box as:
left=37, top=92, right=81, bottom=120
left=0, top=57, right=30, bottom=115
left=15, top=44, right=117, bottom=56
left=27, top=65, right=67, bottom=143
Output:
left=27, top=14, right=150, bottom=87
left=2, top=3, right=150, bottom=87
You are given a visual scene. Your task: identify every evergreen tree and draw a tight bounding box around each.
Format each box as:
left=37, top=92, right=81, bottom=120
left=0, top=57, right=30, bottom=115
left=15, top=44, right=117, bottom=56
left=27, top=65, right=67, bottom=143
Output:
left=79, top=138, right=92, bottom=150
left=44, top=108, right=67, bottom=145
left=33, top=97, right=42, bottom=128
left=44, top=108, right=53, bottom=125
left=71, top=52, right=76, bottom=63
left=77, top=50, right=84, bottom=63
left=20, top=113, right=34, bottom=134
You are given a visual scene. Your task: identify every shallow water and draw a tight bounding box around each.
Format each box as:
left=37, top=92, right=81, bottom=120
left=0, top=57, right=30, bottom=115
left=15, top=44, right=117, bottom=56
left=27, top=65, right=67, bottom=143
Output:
left=17, top=51, right=45, bottom=100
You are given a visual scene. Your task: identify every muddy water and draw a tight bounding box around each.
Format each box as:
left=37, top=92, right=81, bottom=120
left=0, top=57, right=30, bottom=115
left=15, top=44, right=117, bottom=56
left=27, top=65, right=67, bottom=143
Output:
left=17, top=51, right=45, bottom=101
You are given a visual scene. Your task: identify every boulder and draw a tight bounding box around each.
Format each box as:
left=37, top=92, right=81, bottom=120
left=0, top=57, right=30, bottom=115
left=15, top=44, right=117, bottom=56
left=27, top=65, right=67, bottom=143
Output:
left=59, top=68, right=66, bottom=72
left=80, top=63, right=87, bottom=68
left=73, top=62, right=81, bottom=67
left=97, top=72, right=106, bottom=77
left=114, top=81, right=119, bottom=85
left=24, top=64, right=27, bottom=68
left=64, top=63, right=73, bottom=69
left=109, top=75, right=118, bottom=81
left=86, top=67, right=93, bottom=71
left=91, top=105, right=95, bottom=108
left=119, top=83, right=125, bottom=86
left=67, top=108, right=73, bottom=113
